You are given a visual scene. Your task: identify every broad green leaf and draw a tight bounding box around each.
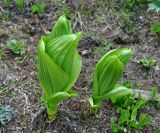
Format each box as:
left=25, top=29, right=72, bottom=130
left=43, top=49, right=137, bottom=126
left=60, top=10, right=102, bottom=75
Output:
left=38, top=15, right=82, bottom=120
left=89, top=48, right=132, bottom=112
left=42, top=90, right=77, bottom=104
left=45, top=33, right=82, bottom=91
left=38, top=40, right=69, bottom=96
left=97, top=48, right=132, bottom=67
left=94, top=87, right=132, bottom=102
left=92, top=48, right=131, bottom=97
left=50, top=15, right=72, bottom=39
left=93, top=56, right=124, bottom=96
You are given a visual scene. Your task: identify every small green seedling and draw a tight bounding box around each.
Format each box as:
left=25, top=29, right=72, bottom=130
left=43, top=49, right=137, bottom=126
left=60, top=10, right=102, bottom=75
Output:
left=38, top=15, right=82, bottom=120
left=148, top=0, right=160, bottom=13
left=0, top=49, right=5, bottom=59
left=15, top=0, right=25, bottom=12
left=151, top=23, right=160, bottom=36
left=111, top=94, right=152, bottom=132
left=120, top=0, right=136, bottom=9
left=137, top=56, right=157, bottom=69
left=88, top=48, right=132, bottom=113
left=5, top=0, right=11, bottom=7
left=0, top=12, right=9, bottom=21
left=30, top=2, right=47, bottom=16
left=0, top=105, right=14, bottom=125
left=7, top=39, right=26, bottom=55
left=118, top=0, right=147, bottom=9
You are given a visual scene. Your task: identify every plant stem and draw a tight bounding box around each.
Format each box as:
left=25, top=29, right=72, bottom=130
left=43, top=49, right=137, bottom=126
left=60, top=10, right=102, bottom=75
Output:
left=90, top=99, right=101, bottom=114
left=47, top=103, right=57, bottom=121
left=90, top=106, right=99, bottom=114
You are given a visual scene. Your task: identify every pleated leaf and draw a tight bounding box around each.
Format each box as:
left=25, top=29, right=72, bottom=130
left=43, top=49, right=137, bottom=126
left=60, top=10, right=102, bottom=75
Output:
left=98, top=48, right=132, bottom=67
left=90, top=48, right=132, bottom=111
left=45, top=33, right=82, bottom=91
left=50, top=15, right=72, bottom=39
left=42, top=89, right=77, bottom=104
left=38, top=15, right=82, bottom=119
left=94, top=87, right=133, bottom=102
left=38, top=40, right=69, bottom=96
left=93, top=48, right=131, bottom=96
left=93, top=56, right=124, bottom=97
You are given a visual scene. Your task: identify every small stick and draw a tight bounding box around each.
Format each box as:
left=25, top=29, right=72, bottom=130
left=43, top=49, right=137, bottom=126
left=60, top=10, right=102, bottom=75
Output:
left=133, top=89, right=160, bottom=101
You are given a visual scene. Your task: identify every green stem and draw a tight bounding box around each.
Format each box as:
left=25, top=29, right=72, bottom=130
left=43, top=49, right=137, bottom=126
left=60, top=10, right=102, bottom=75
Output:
left=47, top=103, right=58, bottom=121
left=90, top=98, right=101, bottom=114
left=90, top=106, right=99, bottom=114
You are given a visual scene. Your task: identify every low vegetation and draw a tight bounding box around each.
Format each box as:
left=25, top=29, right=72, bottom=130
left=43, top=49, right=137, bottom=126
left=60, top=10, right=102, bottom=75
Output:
left=137, top=56, right=157, bottom=69
left=111, top=94, right=151, bottom=132
left=7, top=39, right=27, bottom=55
left=30, top=2, right=47, bottom=16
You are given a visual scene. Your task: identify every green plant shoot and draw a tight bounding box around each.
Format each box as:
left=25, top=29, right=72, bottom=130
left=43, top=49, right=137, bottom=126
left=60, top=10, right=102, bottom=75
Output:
left=38, top=15, right=82, bottom=120
left=89, top=48, right=132, bottom=113
left=30, top=2, right=47, bottom=15
left=15, top=0, right=25, bottom=11
left=5, top=0, right=11, bottom=7
left=151, top=23, right=160, bottom=36
left=7, top=39, right=26, bottom=55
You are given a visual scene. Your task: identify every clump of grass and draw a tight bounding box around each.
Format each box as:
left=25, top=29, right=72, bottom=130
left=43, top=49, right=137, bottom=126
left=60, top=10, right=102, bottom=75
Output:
left=30, top=2, right=47, bottom=16
left=7, top=39, right=27, bottom=55
left=137, top=56, right=157, bottom=69
left=15, top=0, right=25, bottom=12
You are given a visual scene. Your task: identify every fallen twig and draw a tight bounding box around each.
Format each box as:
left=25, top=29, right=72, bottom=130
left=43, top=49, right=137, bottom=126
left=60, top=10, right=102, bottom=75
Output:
left=133, top=89, right=160, bottom=101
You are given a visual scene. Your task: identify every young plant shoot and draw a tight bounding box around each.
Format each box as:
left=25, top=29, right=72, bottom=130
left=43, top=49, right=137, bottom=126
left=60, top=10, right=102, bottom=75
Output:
left=89, top=48, right=132, bottom=113
left=38, top=15, right=82, bottom=120
left=15, top=0, right=25, bottom=11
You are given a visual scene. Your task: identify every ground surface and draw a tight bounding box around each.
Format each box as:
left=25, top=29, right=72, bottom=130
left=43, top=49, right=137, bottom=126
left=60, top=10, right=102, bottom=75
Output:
left=0, top=0, right=160, bottom=132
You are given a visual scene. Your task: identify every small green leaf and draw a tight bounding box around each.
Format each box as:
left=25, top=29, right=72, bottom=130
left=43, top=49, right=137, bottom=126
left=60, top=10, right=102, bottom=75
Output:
left=137, top=113, right=152, bottom=129
left=7, top=39, right=26, bottom=55
left=50, top=15, right=72, bottom=39
left=111, top=117, right=124, bottom=133
left=15, top=0, right=25, bottom=11
left=118, top=109, right=130, bottom=125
